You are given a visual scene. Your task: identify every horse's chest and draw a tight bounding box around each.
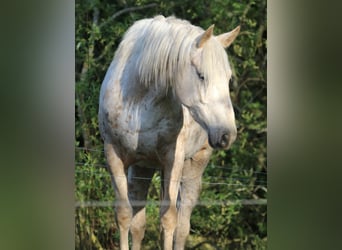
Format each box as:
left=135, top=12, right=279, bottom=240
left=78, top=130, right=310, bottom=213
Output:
left=109, top=100, right=182, bottom=154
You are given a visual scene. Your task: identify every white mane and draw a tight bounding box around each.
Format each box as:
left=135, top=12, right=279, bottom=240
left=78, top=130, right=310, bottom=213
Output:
left=114, top=15, right=230, bottom=92
left=115, top=16, right=201, bottom=89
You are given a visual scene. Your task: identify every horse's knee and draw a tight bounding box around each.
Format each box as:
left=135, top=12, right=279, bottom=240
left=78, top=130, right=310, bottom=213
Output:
left=161, top=206, right=178, bottom=232
left=130, top=208, right=146, bottom=239
left=130, top=222, right=145, bottom=235
left=115, top=206, right=132, bottom=230
left=130, top=222, right=146, bottom=243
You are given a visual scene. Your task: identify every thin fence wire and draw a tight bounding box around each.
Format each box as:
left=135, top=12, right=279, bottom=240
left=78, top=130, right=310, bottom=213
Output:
left=75, top=161, right=267, bottom=184
left=75, top=160, right=267, bottom=175
left=75, top=147, right=267, bottom=177
left=75, top=148, right=267, bottom=173
left=75, top=199, right=267, bottom=208
left=75, top=169, right=267, bottom=188
left=75, top=146, right=267, bottom=207
left=75, top=168, right=267, bottom=186
left=76, top=146, right=105, bottom=153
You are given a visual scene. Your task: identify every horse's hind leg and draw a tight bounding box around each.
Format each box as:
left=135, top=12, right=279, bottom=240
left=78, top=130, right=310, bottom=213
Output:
left=174, top=145, right=212, bottom=249
left=104, top=143, right=131, bottom=250
left=128, top=165, right=155, bottom=250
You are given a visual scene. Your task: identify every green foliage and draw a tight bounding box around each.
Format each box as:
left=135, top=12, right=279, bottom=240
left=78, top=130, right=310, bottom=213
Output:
left=75, top=0, right=266, bottom=249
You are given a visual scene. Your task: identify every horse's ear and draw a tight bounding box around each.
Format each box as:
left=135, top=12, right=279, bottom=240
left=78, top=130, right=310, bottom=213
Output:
left=217, top=26, right=240, bottom=48
left=197, top=24, right=215, bottom=48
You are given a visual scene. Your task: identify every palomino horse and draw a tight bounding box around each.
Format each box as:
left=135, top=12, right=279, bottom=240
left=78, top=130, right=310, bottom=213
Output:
left=98, top=15, right=239, bottom=250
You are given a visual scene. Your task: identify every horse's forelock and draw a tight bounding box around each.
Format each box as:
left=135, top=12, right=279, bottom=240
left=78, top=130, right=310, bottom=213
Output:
left=129, top=17, right=202, bottom=90
left=201, top=39, right=231, bottom=83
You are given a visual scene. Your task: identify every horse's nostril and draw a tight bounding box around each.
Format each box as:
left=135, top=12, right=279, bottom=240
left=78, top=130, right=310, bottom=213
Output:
left=220, top=134, right=230, bottom=148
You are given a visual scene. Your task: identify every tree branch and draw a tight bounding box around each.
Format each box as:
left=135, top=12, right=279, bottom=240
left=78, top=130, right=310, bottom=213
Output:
left=99, top=3, right=157, bottom=29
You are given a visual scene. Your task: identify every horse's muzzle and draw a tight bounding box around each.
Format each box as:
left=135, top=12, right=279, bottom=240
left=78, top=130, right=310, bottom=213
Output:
left=209, top=129, right=237, bottom=150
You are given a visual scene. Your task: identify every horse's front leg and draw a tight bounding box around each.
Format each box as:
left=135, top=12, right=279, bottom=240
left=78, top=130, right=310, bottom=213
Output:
left=104, top=143, right=131, bottom=250
left=160, top=139, right=186, bottom=250
left=174, top=144, right=212, bottom=249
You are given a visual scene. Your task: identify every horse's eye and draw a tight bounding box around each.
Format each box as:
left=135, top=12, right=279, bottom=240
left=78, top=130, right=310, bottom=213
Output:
left=197, top=71, right=205, bottom=81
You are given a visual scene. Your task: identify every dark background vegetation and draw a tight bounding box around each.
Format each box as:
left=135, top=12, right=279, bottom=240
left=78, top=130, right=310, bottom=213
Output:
left=1, top=1, right=342, bottom=250
left=75, top=0, right=266, bottom=249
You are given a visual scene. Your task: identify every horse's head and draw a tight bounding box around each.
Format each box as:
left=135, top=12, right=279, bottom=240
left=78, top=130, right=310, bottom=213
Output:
left=176, top=25, right=240, bottom=150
